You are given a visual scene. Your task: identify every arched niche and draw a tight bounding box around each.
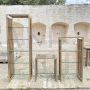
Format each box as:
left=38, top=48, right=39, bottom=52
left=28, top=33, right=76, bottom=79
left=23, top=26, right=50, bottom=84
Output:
left=51, top=22, right=68, bottom=43
left=74, top=22, right=90, bottom=41
left=32, top=22, right=46, bottom=44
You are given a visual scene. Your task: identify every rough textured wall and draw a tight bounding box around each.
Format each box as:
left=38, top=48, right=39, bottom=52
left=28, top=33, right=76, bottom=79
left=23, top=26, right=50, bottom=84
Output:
left=0, top=5, right=90, bottom=43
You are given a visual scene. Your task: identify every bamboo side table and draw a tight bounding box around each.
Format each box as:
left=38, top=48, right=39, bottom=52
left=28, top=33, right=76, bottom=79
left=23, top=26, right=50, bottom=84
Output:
left=35, top=54, right=57, bottom=81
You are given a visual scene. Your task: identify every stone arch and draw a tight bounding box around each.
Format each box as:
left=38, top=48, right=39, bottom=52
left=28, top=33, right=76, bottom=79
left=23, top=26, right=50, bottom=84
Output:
left=74, top=22, right=90, bottom=41
left=51, top=22, right=69, bottom=43
left=32, top=22, right=46, bottom=44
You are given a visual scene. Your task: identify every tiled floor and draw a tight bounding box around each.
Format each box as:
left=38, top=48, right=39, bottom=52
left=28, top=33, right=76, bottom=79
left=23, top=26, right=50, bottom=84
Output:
left=0, top=65, right=90, bottom=89
left=0, top=55, right=90, bottom=89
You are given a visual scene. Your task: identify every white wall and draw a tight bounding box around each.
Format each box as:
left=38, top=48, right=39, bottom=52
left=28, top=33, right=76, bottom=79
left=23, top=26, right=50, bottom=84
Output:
left=0, top=5, right=90, bottom=45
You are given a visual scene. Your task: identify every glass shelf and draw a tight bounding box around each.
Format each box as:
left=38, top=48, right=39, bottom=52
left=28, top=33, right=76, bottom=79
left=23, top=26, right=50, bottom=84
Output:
left=8, top=27, right=28, bottom=28
left=36, top=73, right=55, bottom=74
left=62, top=73, right=76, bottom=75
left=8, top=39, right=29, bottom=40
left=61, top=50, right=81, bottom=52
left=9, top=50, right=29, bottom=52
left=14, top=74, right=29, bottom=75
left=62, top=62, right=79, bottom=63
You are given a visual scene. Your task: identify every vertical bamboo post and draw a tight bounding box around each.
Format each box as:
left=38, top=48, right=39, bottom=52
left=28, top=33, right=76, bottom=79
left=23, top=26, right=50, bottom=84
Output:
left=77, top=38, right=83, bottom=81
left=29, top=16, right=32, bottom=80
left=85, top=49, right=88, bottom=66
left=77, top=39, right=79, bottom=77
left=7, top=16, right=14, bottom=80
left=58, top=38, right=62, bottom=81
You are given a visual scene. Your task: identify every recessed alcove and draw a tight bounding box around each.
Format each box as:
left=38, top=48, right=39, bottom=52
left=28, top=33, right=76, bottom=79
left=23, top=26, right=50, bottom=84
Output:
left=74, top=22, right=90, bottom=42
left=32, top=22, right=46, bottom=45
left=51, top=22, right=68, bottom=45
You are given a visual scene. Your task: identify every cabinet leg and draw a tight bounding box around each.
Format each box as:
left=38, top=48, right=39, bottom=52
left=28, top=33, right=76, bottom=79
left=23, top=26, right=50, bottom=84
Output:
left=35, top=59, right=37, bottom=81
left=54, top=59, right=57, bottom=81
left=85, top=50, right=88, bottom=66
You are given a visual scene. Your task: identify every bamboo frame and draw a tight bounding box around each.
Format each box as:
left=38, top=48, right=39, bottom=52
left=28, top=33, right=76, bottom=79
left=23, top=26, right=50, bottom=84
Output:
left=77, top=38, right=83, bottom=81
left=7, top=14, right=32, bottom=81
left=84, top=48, right=90, bottom=66
left=9, top=14, right=28, bottom=18
left=29, top=17, right=32, bottom=80
left=7, top=16, right=14, bottom=80
left=58, top=38, right=62, bottom=81
left=58, top=37, right=83, bottom=81
left=85, top=49, right=88, bottom=66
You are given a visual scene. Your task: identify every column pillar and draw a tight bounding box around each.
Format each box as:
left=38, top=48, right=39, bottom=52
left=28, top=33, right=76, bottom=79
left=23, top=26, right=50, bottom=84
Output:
left=67, top=24, right=75, bottom=37
left=67, top=24, right=75, bottom=43
left=45, top=25, right=52, bottom=47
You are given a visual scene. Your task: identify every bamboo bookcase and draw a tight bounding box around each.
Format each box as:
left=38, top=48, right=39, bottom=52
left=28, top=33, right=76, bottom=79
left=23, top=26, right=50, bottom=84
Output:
left=7, top=15, right=32, bottom=81
left=7, top=14, right=83, bottom=82
left=58, top=37, right=83, bottom=81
